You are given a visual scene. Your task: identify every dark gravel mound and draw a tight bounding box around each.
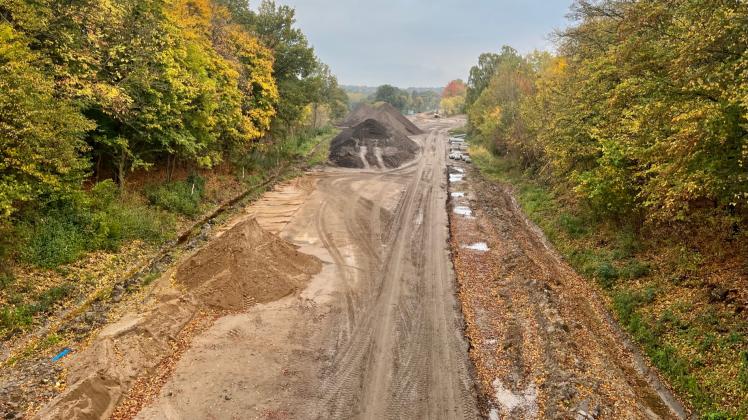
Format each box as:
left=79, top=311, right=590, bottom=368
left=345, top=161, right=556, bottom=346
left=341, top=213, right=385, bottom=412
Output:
left=343, top=103, right=424, bottom=136
left=330, top=119, right=420, bottom=169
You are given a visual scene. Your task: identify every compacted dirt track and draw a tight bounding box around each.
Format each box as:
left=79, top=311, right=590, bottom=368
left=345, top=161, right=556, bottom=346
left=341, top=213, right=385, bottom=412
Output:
left=95, top=114, right=685, bottom=420
left=132, top=116, right=480, bottom=419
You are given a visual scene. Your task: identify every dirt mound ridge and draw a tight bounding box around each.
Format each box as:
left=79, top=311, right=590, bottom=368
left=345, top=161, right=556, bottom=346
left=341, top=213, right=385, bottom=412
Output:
left=329, top=119, right=420, bottom=169
left=35, top=219, right=321, bottom=419
left=343, top=102, right=423, bottom=136
left=176, top=218, right=322, bottom=310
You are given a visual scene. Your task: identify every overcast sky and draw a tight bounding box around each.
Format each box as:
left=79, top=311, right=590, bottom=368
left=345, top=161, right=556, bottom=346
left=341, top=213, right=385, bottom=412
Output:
left=277, top=0, right=574, bottom=88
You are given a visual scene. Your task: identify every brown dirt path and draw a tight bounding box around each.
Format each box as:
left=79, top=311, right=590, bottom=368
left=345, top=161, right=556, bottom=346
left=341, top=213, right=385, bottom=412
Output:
left=128, top=115, right=480, bottom=419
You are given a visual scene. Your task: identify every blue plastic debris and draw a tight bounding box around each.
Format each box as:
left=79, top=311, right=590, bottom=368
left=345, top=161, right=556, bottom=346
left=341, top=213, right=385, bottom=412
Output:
left=51, top=347, right=71, bottom=362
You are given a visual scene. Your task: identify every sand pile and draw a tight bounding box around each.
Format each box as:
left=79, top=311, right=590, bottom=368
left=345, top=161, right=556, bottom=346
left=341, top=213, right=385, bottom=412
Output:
left=343, top=102, right=423, bottom=136
left=36, top=218, right=321, bottom=419
left=176, top=218, right=322, bottom=310
left=329, top=118, right=420, bottom=169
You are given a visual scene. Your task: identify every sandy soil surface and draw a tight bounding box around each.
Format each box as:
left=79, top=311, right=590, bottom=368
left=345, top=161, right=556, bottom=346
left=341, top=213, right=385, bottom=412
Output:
left=30, top=113, right=688, bottom=420
left=128, top=115, right=479, bottom=419
left=446, top=156, right=689, bottom=419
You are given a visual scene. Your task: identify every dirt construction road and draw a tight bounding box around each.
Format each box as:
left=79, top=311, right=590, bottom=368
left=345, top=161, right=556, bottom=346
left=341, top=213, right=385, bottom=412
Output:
left=134, top=116, right=480, bottom=419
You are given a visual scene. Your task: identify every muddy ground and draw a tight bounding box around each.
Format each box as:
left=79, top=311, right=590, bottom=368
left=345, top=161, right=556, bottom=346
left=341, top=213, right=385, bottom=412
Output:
left=8, top=114, right=689, bottom=419
left=446, top=154, right=689, bottom=419
left=130, top=115, right=479, bottom=419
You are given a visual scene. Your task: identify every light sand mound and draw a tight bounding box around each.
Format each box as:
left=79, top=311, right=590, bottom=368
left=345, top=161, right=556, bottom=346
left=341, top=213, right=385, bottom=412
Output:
left=35, top=299, right=198, bottom=420
left=329, top=119, right=420, bottom=169
left=36, top=218, right=321, bottom=420
left=343, top=102, right=423, bottom=136
left=176, top=218, right=322, bottom=310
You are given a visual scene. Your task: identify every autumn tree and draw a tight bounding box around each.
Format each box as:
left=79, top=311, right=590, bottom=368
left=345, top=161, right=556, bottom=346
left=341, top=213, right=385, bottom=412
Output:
left=465, top=2, right=748, bottom=225
left=443, top=79, right=467, bottom=98
left=440, top=79, right=467, bottom=116
left=0, top=23, right=93, bottom=220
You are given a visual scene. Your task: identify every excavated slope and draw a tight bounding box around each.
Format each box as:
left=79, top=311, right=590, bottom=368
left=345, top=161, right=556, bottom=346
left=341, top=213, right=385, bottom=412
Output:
left=35, top=218, right=320, bottom=420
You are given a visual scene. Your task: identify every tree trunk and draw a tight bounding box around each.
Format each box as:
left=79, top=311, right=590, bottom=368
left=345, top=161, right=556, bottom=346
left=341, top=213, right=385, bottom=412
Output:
left=117, top=149, right=127, bottom=192
left=95, top=154, right=102, bottom=183
left=313, top=103, right=319, bottom=129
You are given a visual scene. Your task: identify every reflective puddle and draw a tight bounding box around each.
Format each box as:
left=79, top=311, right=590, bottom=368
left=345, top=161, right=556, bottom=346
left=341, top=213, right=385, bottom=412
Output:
left=453, top=206, right=473, bottom=217
left=451, top=192, right=465, bottom=198
left=449, top=174, right=464, bottom=183
left=463, top=242, right=489, bottom=251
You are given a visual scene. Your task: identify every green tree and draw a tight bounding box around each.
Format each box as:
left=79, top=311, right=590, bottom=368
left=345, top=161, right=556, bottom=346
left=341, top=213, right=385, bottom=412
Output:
left=244, top=0, right=320, bottom=138
left=0, top=24, right=93, bottom=220
left=374, top=84, right=410, bottom=111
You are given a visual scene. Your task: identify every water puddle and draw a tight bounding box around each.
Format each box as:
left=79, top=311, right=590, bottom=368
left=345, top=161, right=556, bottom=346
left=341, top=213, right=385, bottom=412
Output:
left=449, top=174, right=464, bottom=183
left=450, top=192, right=465, bottom=198
left=453, top=206, right=473, bottom=217
left=491, top=378, right=538, bottom=417
left=463, top=242, right=489, bottom=251
left=452, top=167, right=464, bottom=173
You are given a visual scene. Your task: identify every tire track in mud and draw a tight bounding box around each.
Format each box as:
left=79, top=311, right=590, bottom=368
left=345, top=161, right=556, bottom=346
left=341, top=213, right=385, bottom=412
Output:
left=111, top=116, right=479, bottom=420
left=311, top=123, right=478, bottom=419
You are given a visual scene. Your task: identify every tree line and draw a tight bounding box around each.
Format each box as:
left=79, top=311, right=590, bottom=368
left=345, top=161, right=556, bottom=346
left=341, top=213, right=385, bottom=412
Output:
left=0, top=0, right=347, bottom=226
left=350, top=84, right=441, bottom=114
left=466, top=0, right=748, bottom=230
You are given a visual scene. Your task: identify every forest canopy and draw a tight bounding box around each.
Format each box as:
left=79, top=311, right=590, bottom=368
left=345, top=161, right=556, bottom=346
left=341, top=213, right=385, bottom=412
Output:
left=0, top=0, right=346, bottom=224
left=466, top=0, right=748, bottom=227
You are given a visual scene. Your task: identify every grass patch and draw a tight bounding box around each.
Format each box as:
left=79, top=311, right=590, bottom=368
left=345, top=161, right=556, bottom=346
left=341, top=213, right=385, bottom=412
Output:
left=449, top=126, right=468, bottom=136
left=0, top=284, right=74, bottom=338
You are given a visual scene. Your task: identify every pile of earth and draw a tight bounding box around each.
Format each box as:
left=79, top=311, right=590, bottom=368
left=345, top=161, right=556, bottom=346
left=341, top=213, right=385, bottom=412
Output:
left=176, top=217, right=322, bottom=310
left=36, top=218, right=321, bottom=419
left=343, top=102, right=423, bottom=136
left=329, top=118, right=420, bottom=169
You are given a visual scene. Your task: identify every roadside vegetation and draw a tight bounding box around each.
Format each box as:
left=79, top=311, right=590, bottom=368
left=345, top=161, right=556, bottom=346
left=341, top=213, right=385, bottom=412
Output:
left=464, top=1, right=748, bottom=418
left=0, top=0, right=344, bottom=341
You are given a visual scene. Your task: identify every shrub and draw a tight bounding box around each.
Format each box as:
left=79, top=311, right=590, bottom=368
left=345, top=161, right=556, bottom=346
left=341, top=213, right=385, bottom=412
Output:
left=595, top=261, right=619, bottom=289
left=0, top=284, right=73, bottom=337
left=18, top=211, right=88, bottom=268
left=613, top=230, right=640, bottom=259
left=146, top=174, right=205, bottom=217
left=558, top=212, right=587, bottom=237
left=0, top=272, right=13, bottom=290
left=17, top=180, right=174, bottom=268
left=620, top=259, right=650, bottom=279
left=740, top=351, right=748, bottom=389
left=0, top=306, right=33, bottom=337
